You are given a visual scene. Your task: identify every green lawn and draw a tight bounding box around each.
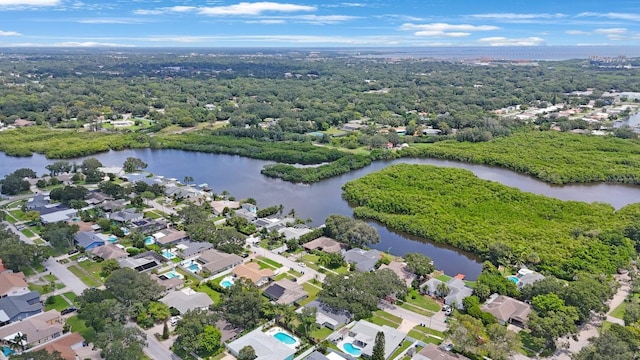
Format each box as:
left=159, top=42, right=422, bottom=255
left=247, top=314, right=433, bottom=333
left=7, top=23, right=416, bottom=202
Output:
left=609, top=302, right=626, bottom=320
left=77, top=260, right=106, bottom=280
left=435, top=274, right=452, bottom=282
left=299, top=282, right=322, bottom=306
left=390, top=340, right=413, bottom=359
left=21, top=228, right=35, bottom=237
left=310, top=327, right=334, bottom=341
left=299, top=254, right=321, bottom=271
left=518, top=330, right=545, bottom=356
left=256, top=256, right=283, bottom=268
left=404, top=289, right=441, bottom=312
left=28, top=283, right=54, bottom=294
left=368, top=310, right=402, bottom=329
left=68, top=265, right=102, bottom=287
left=66, top=315, right=96, bottom=342
left=193, top=284, right=222, bottom=304
left=63, top=291, right=77, bottom=304
left=45, top=295, right=72, bottom=311
left=9, top=209, right=25, bottom=221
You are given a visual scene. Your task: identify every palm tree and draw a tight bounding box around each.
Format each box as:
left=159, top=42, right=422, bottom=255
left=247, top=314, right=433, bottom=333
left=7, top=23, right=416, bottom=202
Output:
left=12, top=333, right=27, bottom=352
left=436, top=282, right=450, bottom=299
left=288, top=208, right=297, bottom=218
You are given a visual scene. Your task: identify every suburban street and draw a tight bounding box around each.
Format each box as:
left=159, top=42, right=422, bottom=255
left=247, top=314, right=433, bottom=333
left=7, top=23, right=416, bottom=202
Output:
left=44, top=257, right=89, bottom=296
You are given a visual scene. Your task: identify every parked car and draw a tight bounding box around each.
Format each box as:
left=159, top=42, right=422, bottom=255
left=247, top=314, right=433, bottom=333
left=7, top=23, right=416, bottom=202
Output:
left=76, top=256, right=88, bottom=263
left=170, top=315, right=182, bottom=326
left=67, top=249, right=79, bottom=256
left=61, top=307, right=77, bottom=315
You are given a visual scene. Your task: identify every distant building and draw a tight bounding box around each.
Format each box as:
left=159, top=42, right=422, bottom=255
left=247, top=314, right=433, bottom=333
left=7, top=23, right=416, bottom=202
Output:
left=303, top=236, right=343, bottom=254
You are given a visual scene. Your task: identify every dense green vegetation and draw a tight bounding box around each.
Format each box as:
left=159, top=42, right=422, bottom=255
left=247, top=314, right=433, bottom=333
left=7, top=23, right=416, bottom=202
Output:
left=0, top=127, right=149, bottom=158
left=401, top=131, right=640, bottom=184
left=342, top=164, right=638, bottom=278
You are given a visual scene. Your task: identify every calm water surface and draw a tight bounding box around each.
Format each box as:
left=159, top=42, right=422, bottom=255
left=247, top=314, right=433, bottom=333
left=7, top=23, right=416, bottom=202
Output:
left=4, top=149, right=640, bottom=279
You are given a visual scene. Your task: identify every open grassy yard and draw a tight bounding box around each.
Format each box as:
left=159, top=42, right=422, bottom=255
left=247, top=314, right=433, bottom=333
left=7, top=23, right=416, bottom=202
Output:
left=390, top=340, right=413, bottom=359
left=256, top=256, right=283, bottom=269
left=68, top=265, right=102, bottom=287
left=193, top=284, right=222, bottom=304
left=310, top=327, right=334, bottom=341
left=404, top=289, right=441, bottom=312
left=63, top=291, right=77, bottom=304
left=367, top=310, right=402, bottom=329
left=45, top=295, right=72, bottom=311
left=299, top=282, right=322, bottom=306
left=78, top=259, right=106, bottom=280
left=66, top=315, right=96, bottom=342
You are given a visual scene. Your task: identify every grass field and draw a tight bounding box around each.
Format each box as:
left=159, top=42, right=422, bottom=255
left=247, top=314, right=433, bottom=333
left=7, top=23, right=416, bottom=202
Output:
left=68, top=265, right=102, bottom=287
left=256, top=256, right=283, bottom=269
left=45, top=295, right=72, bottom=311
left=63, top=291, right=77, bottom=304
left=300, top=282, right=322, bottom=306
left=404, top=289, right=441, bottom=312
left=367, top=310, right=402, bottom=329
left=66, top=315, right=96, bottom=342
left=193, top=284, right=222, bottom=304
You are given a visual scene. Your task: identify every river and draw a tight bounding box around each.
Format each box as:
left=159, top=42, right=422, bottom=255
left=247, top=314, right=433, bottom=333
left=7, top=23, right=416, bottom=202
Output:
left=4, top=149, right=640, bottom=279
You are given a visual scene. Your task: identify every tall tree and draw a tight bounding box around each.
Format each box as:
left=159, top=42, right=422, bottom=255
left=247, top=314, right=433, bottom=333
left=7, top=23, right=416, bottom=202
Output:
left=93, top=323, right=147, bottom=360
left=404, top=252, right=435, bottom=278
left=371, top=331, right=385, bottom=360
left=237, top=346, right=257, bottom=360
left=105, top=268, right=164, bottom=307
left=123, top=157, right=148, bottom=173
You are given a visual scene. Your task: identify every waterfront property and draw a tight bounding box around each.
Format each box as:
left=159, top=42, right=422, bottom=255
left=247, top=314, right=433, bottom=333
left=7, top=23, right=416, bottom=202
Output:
left=378, top=260, right=416, bottom=287
left=421, top=278, right=473, bottom=309
left=508, top=268, right=545, bottom=289
left=481, top=294, right=531, bottom=328
left=303, top=236, right=344, bottom=254
left=342, top=320, right=406, bottom=359
left=226, top=327, right=296, bottom=360
left=343, top=248, right=381, bottom=272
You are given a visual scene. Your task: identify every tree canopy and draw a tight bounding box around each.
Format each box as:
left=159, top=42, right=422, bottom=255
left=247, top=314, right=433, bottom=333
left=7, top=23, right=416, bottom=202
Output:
left=323, top=214, right=380, bottom=248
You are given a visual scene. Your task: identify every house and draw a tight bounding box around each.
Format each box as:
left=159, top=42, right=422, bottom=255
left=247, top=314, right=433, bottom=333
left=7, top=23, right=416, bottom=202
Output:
left=242, top=203, right=257, bottom=214
left=74, top=232, right=107, bottom=250
left=26, top=193, right=50, bottom=210
left=174, top=240, right=213, bottom=259
left=210, top=200, right=240, bottom=215
left=0, top=291, right=42, bottom=326
left=150, top=273, right=184, bottom=293
left=263, top=279, right=307, bottom=305
left=160, top=288, right=213, bottom=314
left=154, top=229, right=188, bottom=246
left=226, top=327, right=296, bottom=360
left=118, top=251, right=165, bottom=272
left=109, top=208, right=143, bottom=223
left=514, top=268, right=545, bottom=289
left=130, top=218, right=167, bottom=234
left=421, top=278, right=473, bottom=309
left=97, top=166, right=124, bottom=178
left=348, top=320, right=406, bottom=359
left=32, top=332, right=85, bottom=360
left=0, top=272, right=29, bottom=298
left=412, top=344, right=470, bottom=360
left=343, top=248, right=381, bottom=272
left=90, top=243, right=128, bottom=261
left=0, top=310, right=63, bottom=348
left=303, top=236, right=343, bottom=254
left=481, top=294, right=532, bottom=328
left=232, top=262, right=274, bottom=287
left=304, top=351, right=330, bottom=360
left=234, top=208, right=257, bottom=221
left=379, top=260, right=416, bottom=287
left=84, top=191, right=112, bottom=205
left=279, top=226, right=312, bottom=241
left=100, top=199, right=128, bottom=212
left=13, top=119, right=35, bottom=127
left=303, top=300, right=351, bottom=330
left=196, top=249, right=243, bottom=275
left=40, top=207, right=77, bottom=224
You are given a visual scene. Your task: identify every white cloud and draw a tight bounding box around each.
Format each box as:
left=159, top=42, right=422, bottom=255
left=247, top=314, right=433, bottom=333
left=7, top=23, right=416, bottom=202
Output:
left=293, top=14, right=357, bottom=24
left=77, top=18, right=148, bottom=24
left=198, top=2, right=315, bottom=16
left=245, top=19, right=285, bottom=24
left=12, top=41, right=135, bottom=47
left=133, top=6, right=197, bottom=15
left=144, top=34, right=409, bottom=46
left=577, top=12, right=640, bottom=22
left=325, top=2, right=366, bottom=7
left=478, top=36, right=545, bottom=46
left=414, top=31, right=470, bottom=38
left=566, top=30, right=590, bottom=35
left=594, top=28, right=627, bottom=34
left=470, top=13, right=566, bottom=20
left=400, top=23, right=499, bottom=32
left=0, top=30, right=21, bottom=36
left=0, top=0, right=59, bottom=5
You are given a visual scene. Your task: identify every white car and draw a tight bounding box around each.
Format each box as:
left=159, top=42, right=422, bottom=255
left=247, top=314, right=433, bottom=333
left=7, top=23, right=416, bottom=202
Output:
left=298, top=262, right=306, bottom=268
left=76, top=256, right=89, bottom=263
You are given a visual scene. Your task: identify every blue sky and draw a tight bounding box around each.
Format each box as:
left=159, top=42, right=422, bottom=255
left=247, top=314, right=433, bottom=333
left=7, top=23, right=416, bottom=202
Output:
left=0, top=0, right=639, bottom=47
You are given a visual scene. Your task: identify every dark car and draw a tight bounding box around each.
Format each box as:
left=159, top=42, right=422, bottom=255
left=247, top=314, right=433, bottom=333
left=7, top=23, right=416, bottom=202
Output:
left=61, top=307, right=77, bottom=315
left=67, top=249, right=79, bottom=256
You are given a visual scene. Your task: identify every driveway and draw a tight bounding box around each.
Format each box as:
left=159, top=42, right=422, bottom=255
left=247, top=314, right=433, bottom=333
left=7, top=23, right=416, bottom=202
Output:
left=44, top=257, right=88, bottom=296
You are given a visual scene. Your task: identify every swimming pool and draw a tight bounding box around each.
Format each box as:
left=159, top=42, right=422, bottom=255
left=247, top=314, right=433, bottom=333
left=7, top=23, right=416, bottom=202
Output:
left=273, top=331, right=297, bottom=345
left=188, top=263, right=200, bottom=272
left=162, top=271, right=181, bottom=279
left=2, top=345, right=14, bottom=356
left=342, top=342, right=362, bottom=356
left=108, top=235, right=118, bottom=243
left=219, top=276, right=235, bottom=288
left=162, top=249, right=176, bottom=259
left=507, top=276, right=520, bottom=284
left=144, top=236, right=155, bottom=246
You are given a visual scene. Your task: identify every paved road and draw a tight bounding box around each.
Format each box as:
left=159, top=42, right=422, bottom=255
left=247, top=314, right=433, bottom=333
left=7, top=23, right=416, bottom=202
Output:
left=2, top=220, right=35, bottom=244
left=145, top=199, right=178, bottom=215
left=44, top=257, right=88, bottom=296
left=145, top=334, right=179, bottom=360
left=379, top=301, right=448, bottom=332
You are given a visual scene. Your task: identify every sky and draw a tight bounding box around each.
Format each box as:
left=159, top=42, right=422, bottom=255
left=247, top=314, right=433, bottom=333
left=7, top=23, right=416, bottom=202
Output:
left=0, top=0, right=639, bottom=47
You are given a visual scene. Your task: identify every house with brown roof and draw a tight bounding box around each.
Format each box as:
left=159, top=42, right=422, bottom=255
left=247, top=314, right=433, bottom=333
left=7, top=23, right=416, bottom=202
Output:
left=303, top=236, right=343, bottom=254
left=232, top=262, right=274, bottom=287
left=0, top=310, right=63, bottom=349
left=150, top=274, right=184, bottom=293
left=196, top=249, right=243, bottom=276
left=210, top=200, right=240, bottom=215
left=154, top=229, right=188, bottom=246
left=13, top=119, right=35, bottom=127
left=481, top=294, right=531, bottom=328
left=0, top=272, right=29, bottom=298
left=90, top=243, right=128, bottom=261
left=32, top=332, right=85, bottom=360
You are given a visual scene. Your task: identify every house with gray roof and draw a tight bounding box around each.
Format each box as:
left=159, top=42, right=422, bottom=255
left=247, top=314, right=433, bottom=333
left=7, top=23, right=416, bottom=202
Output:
left=0, top=310, right=63, bottom=349
left=90, top=243, right=128, bottom=260
left=343, top=248, right=381, bottom=272
left=514, top=268, right=545, bottom=289
left=196, top=249, right=243, bottom=275
left=263, top=279, right=307, bottom=305
left=160, top=288, right=213, bottom=314
left=303, top=352, right=329, bottom=360
left=175, top=240, right=213, bottom=259
left=481, top=294, right=531, bottom=328
left=0, top=291, right=42, bottom=326
left=40, top=207, right=77, bottom=224
left=226, top=327, right=296, bottom=360
left=109, top=208, right=143, bottom=223
left=74, top=231, right=107, bottom=250
left=119, top=251, right=166, bottom=272
left=421, top=278, right=473, bottom=309
left=413, top=344, right=470, bottom=360
left=303, top=300, right=352, bottom=330
left=26, top=193, right=50, bottom=210
left=348, top=320, right=406, bottom=359
left=100, top=199, right=128, bottom=212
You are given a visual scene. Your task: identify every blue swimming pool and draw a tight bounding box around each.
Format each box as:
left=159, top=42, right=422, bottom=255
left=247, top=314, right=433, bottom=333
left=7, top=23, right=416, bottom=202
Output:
left=144, top=236, right=155, bottom=245
left=163, top=271, right=180, bottom=279
left=343, top=342, right=362, bottom=356
left=273, top=331, right=297, bottom=345
left=108, top=235, right=118, bottom=243
left=2, top=345, right=14, bottom=356
left=162, top=250, right=175, bottom=259
left=221, top=280, right=233, bottom=288
left=508, top=276, right=519, bottom=284
left=188, top=263, right=199, bottom=272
